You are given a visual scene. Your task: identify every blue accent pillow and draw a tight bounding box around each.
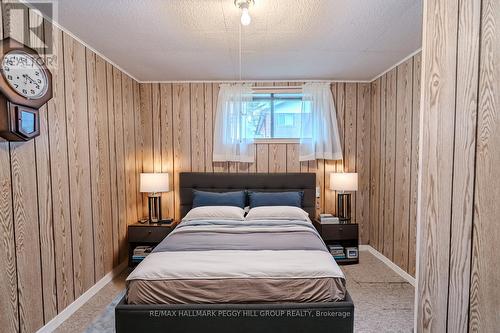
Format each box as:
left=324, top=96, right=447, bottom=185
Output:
left=248, top=191, right=303, bottom=208
left=192, top=190, right=246, bottom=209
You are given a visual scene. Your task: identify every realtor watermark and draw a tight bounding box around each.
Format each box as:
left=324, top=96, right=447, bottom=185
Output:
left=149, top=309, right=352, bottom=319
left=2, top=1, right=57, bottom=68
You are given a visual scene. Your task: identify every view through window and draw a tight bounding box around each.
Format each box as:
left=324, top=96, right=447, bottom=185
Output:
left=243, top=93, right=309, bottom=139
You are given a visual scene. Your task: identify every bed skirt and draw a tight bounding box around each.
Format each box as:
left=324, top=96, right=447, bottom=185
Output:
left=115, top=292, right=354, bottom=333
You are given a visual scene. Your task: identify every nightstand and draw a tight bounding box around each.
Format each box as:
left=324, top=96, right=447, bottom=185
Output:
left=312, top=220, right=359, bottom=265
left=128, top=222, right=177, bottom=266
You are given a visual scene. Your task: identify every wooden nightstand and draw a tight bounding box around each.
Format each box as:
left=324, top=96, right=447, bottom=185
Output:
left=128, top=222, right=177, bottom=266
left=312, top=220, right=359, bottom=265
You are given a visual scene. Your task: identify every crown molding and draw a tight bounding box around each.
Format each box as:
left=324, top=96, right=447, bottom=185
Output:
left=370, top=48, right=422, bottom=82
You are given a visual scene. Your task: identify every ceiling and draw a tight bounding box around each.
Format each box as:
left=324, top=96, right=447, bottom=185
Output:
left=28, top=0, right=422, bottom=82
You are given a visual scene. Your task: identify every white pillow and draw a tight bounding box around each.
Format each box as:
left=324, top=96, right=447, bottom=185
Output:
left=183, top=206, right=246, bottom=221
left=245, top=206, right=310, bottom=221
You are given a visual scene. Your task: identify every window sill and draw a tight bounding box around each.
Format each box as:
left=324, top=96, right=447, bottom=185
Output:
left=253, top=138, right=300, bottom=144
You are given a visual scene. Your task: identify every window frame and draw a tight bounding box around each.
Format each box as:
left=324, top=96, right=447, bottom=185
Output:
left=249, top=92, right=303, bottom=142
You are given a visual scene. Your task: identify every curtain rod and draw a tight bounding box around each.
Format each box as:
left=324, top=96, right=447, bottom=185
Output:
left=252, top=86, right=302, bottom=90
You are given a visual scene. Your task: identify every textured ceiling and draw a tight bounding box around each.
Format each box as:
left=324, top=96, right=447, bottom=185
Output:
left=28, top=0, right=422, bottom=81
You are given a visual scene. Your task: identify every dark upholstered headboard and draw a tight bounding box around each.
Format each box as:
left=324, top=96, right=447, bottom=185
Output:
left=179, top=172, right=316, bottom=219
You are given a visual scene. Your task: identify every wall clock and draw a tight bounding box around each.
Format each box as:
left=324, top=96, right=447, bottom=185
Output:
left=0, top=37, right=53, bottom=141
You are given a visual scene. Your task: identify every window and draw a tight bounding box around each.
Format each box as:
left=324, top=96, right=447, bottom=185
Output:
left=243, top=93, right=308, bottom=139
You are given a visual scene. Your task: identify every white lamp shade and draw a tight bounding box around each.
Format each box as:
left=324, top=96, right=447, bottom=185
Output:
left=330, top=173, right=358, bottom=191
left=140, top=173, right=169, bottom=193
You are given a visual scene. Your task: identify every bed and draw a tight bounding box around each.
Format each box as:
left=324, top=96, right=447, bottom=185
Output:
left=115, top=172, right=354, bottom=333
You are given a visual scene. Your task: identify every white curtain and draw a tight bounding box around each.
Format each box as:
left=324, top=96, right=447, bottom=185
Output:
left=299, top=82, right=343, bottom=161
left=213, top=83, right=254, bottom=162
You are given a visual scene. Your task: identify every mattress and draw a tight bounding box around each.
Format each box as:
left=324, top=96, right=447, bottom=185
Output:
left=126, top=218, right=346, bottom=304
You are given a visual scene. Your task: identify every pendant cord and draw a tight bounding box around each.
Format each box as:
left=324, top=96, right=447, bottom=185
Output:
left=239, top=22, right=242, bottom=80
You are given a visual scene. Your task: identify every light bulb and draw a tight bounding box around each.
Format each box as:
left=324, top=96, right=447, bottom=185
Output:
left=241, top=7, right=251, bottom=26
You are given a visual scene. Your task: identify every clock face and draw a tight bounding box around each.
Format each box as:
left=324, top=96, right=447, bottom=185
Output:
left=1, top=50, right=48, bottom=99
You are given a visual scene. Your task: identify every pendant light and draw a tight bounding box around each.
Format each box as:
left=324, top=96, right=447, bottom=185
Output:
left=234, top=0, right=255, bottom=26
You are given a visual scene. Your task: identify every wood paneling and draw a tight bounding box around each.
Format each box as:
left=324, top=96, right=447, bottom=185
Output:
left=86, top=49, right=104, bottom=280
left=30, top=9, right=57, bottom=323
left=138, top=84, right=153, bottom=223
left=204, top=83, right=214, bottom=172
left=393, top=59, right=413, bottom=271
left=382, top=68, right=397, bottom=260
left=0, top=3, right=140, bottom=332
left=469, top=0, right=500, bottom=329
left=93, top=54, right=114, bottom=276
left=446, top=0, right=480, bottom=329
left=63, top=32, right=95, bottom=298
left=344, top=83, right=357, bottom=219
left=356, top=83, right=370, bottom=244
left=139, top=82, right=371, bottom=229
left=160, top=83, right=174, bottom=218
left=191, top=83, right=205, bottom=172
left=286, top=144, right=300, bottom=172
left=377, top=75, right=387, bottom=251
left=133, top=81, right=143, bottom=220
left=254, top=144, right=267, bottom=172
left=172, top=84, right=191, bottom=219
left=0, top=13, right=19, bottom=333
left=152, top=84, right=161, bottom=173
left=269, top=144, right=286, bottom=173
left=45, top=24, right=74, bottom=312
left=122, top=75, right=139, bottom=244
left=417, top=0, right=460, bottom=329
left=369, top=78, right=381, bottom=254
left=0, top=8, right=21, bottom=330
left=416, top=0, right=500, bottom=331
left=112, top=68, right=127, bottom=263
left=10, top=134, right=44, bottom=333
left=369, top=53, right=421, bottom=275
left=0, top=141, right=18, bottom=333
left=408, top=53, right=421, bottom=277
left=106, top=62, right=119, bottom=267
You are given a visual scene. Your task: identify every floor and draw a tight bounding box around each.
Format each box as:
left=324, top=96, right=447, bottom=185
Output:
left=54, top=250, right=414, bottom=333
left=342, top=252, right=414, bottom=332
left=53, top=271, right=128, bottom=333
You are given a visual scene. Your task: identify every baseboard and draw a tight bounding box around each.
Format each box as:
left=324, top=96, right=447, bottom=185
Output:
left=359, top=245, right=416, bottom=286
left=36, top=260, right=128, bottom=333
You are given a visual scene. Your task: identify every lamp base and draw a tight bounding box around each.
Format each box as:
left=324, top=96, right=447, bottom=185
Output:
left=337, top=193, right=352, bottom=223
left=147, top=194, right=162, bottom=223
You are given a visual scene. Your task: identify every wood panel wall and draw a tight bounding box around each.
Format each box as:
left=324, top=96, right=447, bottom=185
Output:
left=368, top=53, right=421, bottom=277
left=416, top=0, right=500, bottom=331
left=0, top=2, right=140, bottom=332
left=8, top=2, right=500, bottom=332
left=138, top=82, right=372, bottom=243
left=368, top=53, right=421, bottom=276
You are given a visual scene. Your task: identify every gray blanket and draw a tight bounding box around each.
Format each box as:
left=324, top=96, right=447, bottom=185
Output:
left=127, top=218, right=347, bottom=304
left=153, top=219, right=328, bottom=252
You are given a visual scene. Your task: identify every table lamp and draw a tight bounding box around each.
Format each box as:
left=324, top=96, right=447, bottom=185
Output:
left=330, top=173, right=358, bottom=222
left=140, top=173, right=169, bottom=223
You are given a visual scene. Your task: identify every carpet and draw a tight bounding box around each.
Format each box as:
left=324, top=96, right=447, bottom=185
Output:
left=84, top=291, right=125, bottom=333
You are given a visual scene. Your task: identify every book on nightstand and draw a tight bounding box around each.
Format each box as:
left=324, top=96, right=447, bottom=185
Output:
left=132, top=246, right=153, bottom=262
left=319, top=214, right=340, bottom=224
left=327, top=244, right=345, bottom=259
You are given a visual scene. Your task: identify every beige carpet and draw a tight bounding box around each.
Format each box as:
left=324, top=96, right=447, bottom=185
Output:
left=55, top=250, right=414, bottom=333
left=342, top=252, right=414, bottom=333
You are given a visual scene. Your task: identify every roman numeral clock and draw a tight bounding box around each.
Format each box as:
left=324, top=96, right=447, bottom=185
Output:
left=0, top=37, right=52, bottom=141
